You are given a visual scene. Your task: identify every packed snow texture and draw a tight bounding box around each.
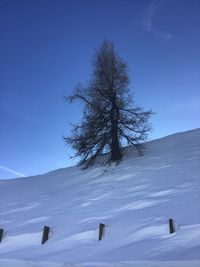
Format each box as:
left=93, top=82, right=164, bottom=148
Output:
left=0, top=129, right=200, bottom=266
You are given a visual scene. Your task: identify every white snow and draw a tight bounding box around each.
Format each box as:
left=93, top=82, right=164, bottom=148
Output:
left=0, top=128, right=200, bottom=266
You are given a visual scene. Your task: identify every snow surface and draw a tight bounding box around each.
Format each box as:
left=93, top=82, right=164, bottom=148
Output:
left=0, top=128, right=200, bottom=266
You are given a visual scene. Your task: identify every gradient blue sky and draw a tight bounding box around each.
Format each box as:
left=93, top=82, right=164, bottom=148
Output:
left=0, top=0, right=200, bottom=179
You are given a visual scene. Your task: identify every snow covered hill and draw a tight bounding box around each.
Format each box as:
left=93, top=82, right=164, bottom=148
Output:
left=0, top=129, right=200, bottom=267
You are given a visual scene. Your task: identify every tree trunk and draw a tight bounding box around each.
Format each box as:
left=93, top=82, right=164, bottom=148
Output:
left=110, top=106, right=121, bottom=161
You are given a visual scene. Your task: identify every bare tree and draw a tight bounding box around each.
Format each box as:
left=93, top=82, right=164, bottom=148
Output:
left=64, top=40, right=152, bottom=168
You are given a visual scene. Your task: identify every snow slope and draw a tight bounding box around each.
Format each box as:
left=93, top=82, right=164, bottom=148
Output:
left=0, top=129, right=200, bottom=266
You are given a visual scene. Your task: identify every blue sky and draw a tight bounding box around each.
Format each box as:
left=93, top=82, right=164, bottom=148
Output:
left=0, top=0, right=199, bottom=179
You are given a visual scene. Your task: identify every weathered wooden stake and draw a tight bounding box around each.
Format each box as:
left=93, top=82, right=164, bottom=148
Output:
left=169, top=218, right=175, bottom=234
left=41, top=225, right=50, bottom=244
left=98, top=223, right=105, bottom=241
left=0, top=228, right=4, bottom=243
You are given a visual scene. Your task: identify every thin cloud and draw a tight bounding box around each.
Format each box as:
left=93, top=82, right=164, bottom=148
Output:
left=0, top=165, right=26, bottom=177
left=142, top=0, right=172, bottom=40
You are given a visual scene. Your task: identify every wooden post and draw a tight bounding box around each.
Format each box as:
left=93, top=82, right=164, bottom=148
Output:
left=169, top=219, right=175, bottom=234
left=41, top=226, right=50, bottom=244
left=98, top=223, right=105, bottom=241
left=0, top=229, right=3, bottom=243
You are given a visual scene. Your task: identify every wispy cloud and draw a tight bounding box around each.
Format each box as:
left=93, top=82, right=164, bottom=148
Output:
left=0, top=165, right=26, bottom=177
left=141, top=0, right=172, bottom=40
